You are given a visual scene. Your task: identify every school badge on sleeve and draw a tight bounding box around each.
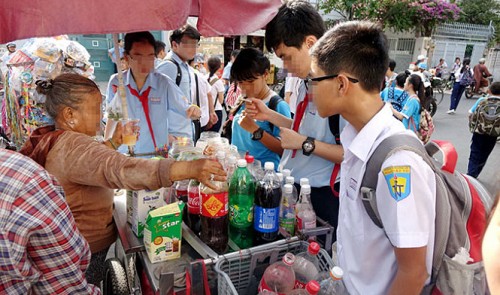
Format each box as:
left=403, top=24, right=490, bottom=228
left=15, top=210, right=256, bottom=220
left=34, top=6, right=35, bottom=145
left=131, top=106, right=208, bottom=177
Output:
left=383, top=166, right=411, bottom=201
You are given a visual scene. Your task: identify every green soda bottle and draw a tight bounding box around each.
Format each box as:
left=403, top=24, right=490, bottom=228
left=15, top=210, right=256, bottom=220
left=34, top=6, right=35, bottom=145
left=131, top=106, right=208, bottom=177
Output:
left=229, top=159, right=256, bottom=249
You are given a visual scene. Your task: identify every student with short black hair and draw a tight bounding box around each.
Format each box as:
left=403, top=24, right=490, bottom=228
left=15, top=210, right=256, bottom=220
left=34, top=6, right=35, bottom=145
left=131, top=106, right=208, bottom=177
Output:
left=380, top=72, right=409, bottom=112
left=156, top=25, right=208, bottom=140
left=310, top=21, right=436, bottom=294
left=245, top=0, right=343, bottom=236
left=230, top=48, right=291, bottom=168
left=106, top=31, right=200, bottom=154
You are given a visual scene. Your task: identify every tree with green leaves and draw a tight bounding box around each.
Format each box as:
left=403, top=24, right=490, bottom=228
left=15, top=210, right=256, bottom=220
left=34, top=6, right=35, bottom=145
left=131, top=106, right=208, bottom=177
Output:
left=458, top=0, right=500, bottom=43
left=319, top=0, right=460, bottom=36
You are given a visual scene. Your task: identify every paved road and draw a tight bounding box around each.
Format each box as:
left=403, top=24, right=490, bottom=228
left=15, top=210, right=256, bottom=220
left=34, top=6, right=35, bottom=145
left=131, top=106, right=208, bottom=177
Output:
left=433, top=92, right=499, bottom=194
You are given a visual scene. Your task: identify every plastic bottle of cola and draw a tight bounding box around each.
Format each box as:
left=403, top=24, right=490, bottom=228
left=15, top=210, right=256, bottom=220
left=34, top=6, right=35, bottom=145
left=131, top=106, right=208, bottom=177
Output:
left=229, top=159, right=256, bottom=249
left=186, top=179, right=201, bottom=233
left=258, top=253, right=296, bottom=294
left=199, top=151, right=229, bottom=253
left=254, top=162, right=282, bottom=245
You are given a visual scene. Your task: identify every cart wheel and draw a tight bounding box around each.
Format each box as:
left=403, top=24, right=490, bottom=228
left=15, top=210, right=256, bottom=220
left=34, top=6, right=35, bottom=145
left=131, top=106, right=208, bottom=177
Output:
left=103, top=258, right=130, bottom=295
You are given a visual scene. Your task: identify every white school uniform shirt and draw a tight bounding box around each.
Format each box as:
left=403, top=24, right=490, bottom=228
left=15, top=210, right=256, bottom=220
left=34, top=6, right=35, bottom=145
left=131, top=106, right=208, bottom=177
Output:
left=337, top=104, right=436, bottom=295
left=209, top=75, right=225, bottom=111
left=284, top=75, right=301, bottom=114
left=191, top=71, right=210, bottom=127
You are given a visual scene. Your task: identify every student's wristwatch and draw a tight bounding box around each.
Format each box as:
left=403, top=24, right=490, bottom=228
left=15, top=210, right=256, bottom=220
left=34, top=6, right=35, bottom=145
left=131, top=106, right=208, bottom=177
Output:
left=251, top=128, right=264, bottom=141
left=302, top=137, right=315, bottom=156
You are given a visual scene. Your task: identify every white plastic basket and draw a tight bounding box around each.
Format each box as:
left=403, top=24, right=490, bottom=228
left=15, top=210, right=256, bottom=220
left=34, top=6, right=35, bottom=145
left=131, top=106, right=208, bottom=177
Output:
left=215, top=240, right=334, bottom=295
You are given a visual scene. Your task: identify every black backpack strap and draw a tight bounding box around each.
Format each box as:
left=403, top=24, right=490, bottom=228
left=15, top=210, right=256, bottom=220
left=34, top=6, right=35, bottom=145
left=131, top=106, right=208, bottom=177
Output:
left=193, top=73, right=201, bottom=142
left=360, top=134, right=430, bottom=228
left=194, top=73, right=200, bottom=107
left=268, top=95, right=284, bottom=133
left=166, top=58, right=182, bottom=86
left=328, top=115, right=341, bottom=145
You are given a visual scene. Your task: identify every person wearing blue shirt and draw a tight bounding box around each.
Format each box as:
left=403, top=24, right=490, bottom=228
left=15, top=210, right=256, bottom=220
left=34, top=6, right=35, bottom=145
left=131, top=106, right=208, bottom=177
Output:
left=156, top=25, right=205, bottom=140
left=390, top=74, right=426, bottom=132
left=106, top=31, right=200, bottom=156
left=230, top=48, right=291, bottom=168
left=222, top=50, right=240, bottom=90
left=108, top=39, right=124, bottom=74
left=380, top=73, right=409, bottom=112
left=245, top=2, right=344, bottom=240
left=467, top=82, right=500, bottom=178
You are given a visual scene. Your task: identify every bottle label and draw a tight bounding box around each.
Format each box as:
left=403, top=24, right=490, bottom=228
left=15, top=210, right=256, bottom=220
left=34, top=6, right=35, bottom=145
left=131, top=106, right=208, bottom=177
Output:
left=201, top=192, right=228, bottom=217
left=229, top=204, right=253, bottom=228
left=254, top=206, right=279, bottom=233
left=279, top=217, right=295, bottom=236
left=187, top=189, right=200, bottom=214
left=294, top=279, right=307, bottom=289
left=258, top=279, right=287, bottom=295
left=296, top=215, right=316, bottom=231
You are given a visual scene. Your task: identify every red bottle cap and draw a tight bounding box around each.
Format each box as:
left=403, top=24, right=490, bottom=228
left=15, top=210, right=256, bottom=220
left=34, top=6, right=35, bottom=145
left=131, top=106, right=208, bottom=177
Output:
left=306, top=280, right=320, bottom=294
left=308, top=242, right=320, bottom=255
left=245, top=154, right=254, bottom=164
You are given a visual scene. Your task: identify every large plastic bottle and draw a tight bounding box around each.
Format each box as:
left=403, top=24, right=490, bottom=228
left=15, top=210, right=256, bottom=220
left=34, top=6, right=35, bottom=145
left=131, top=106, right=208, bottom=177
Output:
left=254, top=162, right=282, bottom=245
left=296, top=184, right=316, bottom=233
left=318, top=266, right=347, bottom=295
left=279, top=184, right=296, bottom=236
left=287, top=280, right=321, bottom=295
left=199, top=151, right=229, bottom=254
left=229, top=159, right=256, bottom=249
left=258, top=253, right=296, bottom=294
left=293, top=242, right=321, bottom=289
left=186, top=179, right=201, bottom=233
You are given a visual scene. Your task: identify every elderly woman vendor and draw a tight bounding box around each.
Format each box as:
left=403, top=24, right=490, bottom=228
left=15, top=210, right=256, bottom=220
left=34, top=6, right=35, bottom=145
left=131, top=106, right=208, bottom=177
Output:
left=20, top=73, right=225, bottom=286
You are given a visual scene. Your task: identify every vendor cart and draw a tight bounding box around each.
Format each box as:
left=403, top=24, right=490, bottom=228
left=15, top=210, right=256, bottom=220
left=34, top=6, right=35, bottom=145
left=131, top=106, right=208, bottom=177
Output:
left=109, top=189, right=336, bottom=295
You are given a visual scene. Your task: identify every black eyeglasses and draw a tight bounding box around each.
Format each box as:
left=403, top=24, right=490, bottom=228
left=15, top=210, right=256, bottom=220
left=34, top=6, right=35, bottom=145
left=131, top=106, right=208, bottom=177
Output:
left=308, top=74, right=359, bottom=84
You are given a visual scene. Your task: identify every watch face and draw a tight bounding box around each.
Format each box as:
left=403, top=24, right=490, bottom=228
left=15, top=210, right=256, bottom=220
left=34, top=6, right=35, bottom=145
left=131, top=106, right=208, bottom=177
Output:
left=303, top=142, right=313, bottom=152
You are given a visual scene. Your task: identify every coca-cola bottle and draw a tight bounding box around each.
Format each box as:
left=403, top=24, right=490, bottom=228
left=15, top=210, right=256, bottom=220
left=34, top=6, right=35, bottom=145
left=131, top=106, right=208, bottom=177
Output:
left=287, top=280, right=321, bottom=295
left=254, top=162, right=282, bottom=245
left=175, top=180, right=189, bottom=224
left=293, top=242, right=321, bottom=289
left=258, top=253, right=296, bottom=294
left=199, top=152, right=229, bottom=254
left=186, top=179, right=201, bottom=233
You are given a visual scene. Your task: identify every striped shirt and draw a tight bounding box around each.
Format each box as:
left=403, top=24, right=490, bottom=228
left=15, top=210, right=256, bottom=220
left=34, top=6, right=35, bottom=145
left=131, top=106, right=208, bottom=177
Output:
left=0, top=150, right=100, bottom=294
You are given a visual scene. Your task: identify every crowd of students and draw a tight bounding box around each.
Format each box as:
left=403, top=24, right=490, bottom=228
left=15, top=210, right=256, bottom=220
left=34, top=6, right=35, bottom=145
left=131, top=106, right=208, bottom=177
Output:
left=1, top=0, right=499, bottom=294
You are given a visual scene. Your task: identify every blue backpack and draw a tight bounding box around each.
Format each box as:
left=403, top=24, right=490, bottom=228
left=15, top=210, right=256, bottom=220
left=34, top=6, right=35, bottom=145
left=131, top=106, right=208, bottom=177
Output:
left=459, top=68, right=474, bottom=86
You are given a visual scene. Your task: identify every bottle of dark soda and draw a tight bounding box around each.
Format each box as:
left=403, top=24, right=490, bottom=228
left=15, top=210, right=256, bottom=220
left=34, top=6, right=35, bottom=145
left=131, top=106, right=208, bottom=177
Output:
left=229, top=159, right=255, bottom=249
left=175, top=180, right=189, bottom=225
left=199, top=151, right=229, bottom=253
left=186, top=179, right=201, bottom=233
left=254, top=162, right=282, bottom=245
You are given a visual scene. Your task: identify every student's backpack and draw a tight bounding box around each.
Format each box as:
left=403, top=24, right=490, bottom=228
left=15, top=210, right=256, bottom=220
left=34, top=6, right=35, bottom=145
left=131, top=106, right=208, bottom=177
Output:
left=387, top=86, right=409, bottom=112
left=459, top=68, right=474, bottom=86
left=469, top=96, right=500, bottom=137
left=166, top=58, right=182, bottom=86
left=360, top=134, right=492, bottom=295
left=221, top=95, right=284, bottom=144
left=409, top=102, right=435, bottom=144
